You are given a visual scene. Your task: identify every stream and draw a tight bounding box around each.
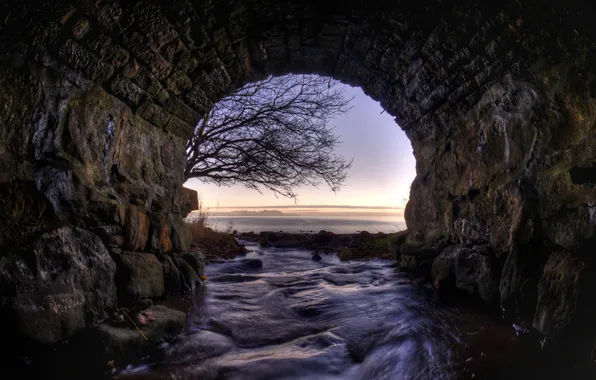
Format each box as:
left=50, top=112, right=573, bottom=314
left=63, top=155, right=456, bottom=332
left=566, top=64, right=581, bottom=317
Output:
left=116, top=241, right=555, bottom=380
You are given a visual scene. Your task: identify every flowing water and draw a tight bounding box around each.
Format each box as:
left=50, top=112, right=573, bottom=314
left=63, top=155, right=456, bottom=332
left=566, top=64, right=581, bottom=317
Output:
left=116, top=241, right=553, bottom=380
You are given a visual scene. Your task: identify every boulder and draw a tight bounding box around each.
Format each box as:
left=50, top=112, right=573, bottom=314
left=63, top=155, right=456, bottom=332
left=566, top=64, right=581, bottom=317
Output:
left=242, top=258, right=263, bottom=269
left=217, top=258, right=263, bottom=274
left=432, top=245, right=498, bottom=302
left=70, top=305, right=186, bottom=373
left=113, top=252, right=164, bottom=300
left=311, top=252, right=322, bottom=261
left=0, top=227, right=116, bottom=345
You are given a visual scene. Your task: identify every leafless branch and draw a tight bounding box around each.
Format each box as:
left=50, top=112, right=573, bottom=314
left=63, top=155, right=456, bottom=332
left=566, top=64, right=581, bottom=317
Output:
left=185, top=74, right=353, bottom=199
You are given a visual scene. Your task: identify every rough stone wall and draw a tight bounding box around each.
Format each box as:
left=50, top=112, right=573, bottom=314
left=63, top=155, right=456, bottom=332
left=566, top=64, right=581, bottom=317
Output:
left=0, top=61, right=198, bottom=345
left=0, top=62, right=192, bottom=253
left=405, top=55, right=596, bottom=364
left=1, top=0, right=596, bottom=364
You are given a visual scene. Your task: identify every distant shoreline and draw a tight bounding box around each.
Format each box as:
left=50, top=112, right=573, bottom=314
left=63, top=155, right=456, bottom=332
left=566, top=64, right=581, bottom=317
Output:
left=190, top=212, right=405, bottom=218
left=236, top=229, right=408, bottom=261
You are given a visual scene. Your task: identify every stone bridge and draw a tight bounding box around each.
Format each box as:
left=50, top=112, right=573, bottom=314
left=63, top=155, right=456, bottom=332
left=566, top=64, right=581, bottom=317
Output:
left=1, top=0, right=596, bottom=371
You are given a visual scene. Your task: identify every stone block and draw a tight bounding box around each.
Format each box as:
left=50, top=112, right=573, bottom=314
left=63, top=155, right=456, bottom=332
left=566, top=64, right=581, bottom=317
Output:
left=113, top=251, right=164, bottom=299
left=59, top=39, right=114, bottom=83
left=110, top=76, right=144, bottom=106
left=0, top=227, right=117, bottom=345
left=123, top=204, right=150, bottom=251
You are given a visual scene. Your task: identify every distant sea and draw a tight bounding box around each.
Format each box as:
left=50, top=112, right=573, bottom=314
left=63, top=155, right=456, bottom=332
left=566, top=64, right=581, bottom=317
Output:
left=192, top=215, right=407, bottom=234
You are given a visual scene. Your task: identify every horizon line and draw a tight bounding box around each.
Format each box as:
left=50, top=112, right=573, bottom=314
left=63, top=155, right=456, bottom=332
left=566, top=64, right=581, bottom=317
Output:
left=208, top=205, right=404, bottom=210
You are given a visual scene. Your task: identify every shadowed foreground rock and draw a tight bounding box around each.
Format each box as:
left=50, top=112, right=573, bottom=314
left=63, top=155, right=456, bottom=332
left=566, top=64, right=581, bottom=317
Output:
left=45, top=305, right=186, bottom=379
left=0, top=227, right=116, bottom=345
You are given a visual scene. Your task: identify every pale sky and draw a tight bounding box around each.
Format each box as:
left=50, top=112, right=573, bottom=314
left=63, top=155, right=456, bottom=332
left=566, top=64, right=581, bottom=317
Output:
left=184, top=83, right=416, bottom=213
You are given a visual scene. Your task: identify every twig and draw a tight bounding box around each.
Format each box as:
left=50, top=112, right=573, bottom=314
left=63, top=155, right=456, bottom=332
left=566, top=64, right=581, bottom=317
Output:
left=124, top=311, right=148, bottom=341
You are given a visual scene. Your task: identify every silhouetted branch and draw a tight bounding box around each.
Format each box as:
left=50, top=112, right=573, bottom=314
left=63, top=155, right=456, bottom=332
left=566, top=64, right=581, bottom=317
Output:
left=185, top=74, right=353, bottom=199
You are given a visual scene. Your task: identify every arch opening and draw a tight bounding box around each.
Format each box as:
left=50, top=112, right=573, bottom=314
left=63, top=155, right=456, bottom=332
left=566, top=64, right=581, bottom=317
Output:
left=184, top=73, right=415, bottom=233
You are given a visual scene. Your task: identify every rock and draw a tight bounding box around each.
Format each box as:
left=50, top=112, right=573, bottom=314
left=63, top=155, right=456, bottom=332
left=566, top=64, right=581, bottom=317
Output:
left=181, top=250, right=206, bottom=277
left=431, top=245, right=458, bottom=282
left=311, top=252, right=322, bottom=261
left=0, top=227, right=116, bottom=345
left=110, top=235, right=124, bottom=246
left=217, top=258, right=263, bottom=274
left=454, top=246, right=498, bottom=302
left=123, top=205, right=150, bottom=251
left=170, top=215, right=191, bottom=252
left=499, top=244, right=543, bottom=317
left=399, top=243, right=444, bottom=276
left=133, top=298, right=153, bottom=310
left=163, top=330, right=234, bottom=364
left=431, top=245, right=498, bottom=302
left=243, top=258, right=263, bottom=269
left=313, top=230, right=335, bottom=245
left=158, top=254, right=183, bottom=295
left=533, top=251, right=587, bottom=334
left=358, top=231, right=374, bottom=243
left=172, top=256, right=199, bottom=292
left=389, top=230, right=409, bottom=260
left=72, top=305, right=186, bottom=372
left=113, top=252, right=164, bottom=300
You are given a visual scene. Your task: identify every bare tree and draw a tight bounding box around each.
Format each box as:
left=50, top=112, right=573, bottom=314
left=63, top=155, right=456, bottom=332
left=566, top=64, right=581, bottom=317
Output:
left=185, top=75, right=353, bottom=199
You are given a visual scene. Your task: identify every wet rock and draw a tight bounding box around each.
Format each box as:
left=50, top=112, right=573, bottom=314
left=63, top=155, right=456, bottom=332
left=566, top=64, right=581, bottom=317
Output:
left=113, top=251, right=164, bottom=300
left=244, top=258, right=263, bottom=269
left=172, top=256, right=199, bottom=292
left=499, top=244, right=543, bottom=317
left=163, top=330, right=234, bottom=364
left=533, top=250, right=587, bottom=334
left=123, top=205, right=150, bottom=251
left=73, top=305, right=186, bottom=371
left=399, top=243, right=444, bottom=276
left=389, top=230, right=409, bottom=260
left=0, top=227, right=116, bottom=345
left=432, top=245, right=498, bottom=302
left=158, top=254, right=183, bottom=295
left=218, top=259, right=263, bottom=274
left=311, top=252, right=322, bottom=261
left=181, top=250, right=206, bottom=277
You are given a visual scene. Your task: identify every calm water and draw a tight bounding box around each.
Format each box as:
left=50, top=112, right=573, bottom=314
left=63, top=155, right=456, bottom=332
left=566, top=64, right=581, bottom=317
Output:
left=201, top=216, right=406, bottom=234
left=115, top=242, right=553, bottom=380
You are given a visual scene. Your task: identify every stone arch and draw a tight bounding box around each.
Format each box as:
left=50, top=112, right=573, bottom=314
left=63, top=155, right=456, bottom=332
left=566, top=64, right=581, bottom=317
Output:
left=1, top=0, right=596, bottom=366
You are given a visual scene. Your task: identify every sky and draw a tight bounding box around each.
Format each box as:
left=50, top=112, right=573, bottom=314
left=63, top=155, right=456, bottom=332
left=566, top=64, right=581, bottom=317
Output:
left=184, top=82, right=417, bottom=217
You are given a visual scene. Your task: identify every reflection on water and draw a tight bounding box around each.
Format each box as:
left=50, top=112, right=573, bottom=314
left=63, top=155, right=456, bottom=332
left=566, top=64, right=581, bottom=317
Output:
left=116, top=242, right=547, bottom=380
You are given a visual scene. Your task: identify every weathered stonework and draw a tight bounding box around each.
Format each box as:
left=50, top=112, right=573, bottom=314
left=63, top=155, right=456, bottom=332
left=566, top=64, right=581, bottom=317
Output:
left=1, top=0, right=596, bottom=369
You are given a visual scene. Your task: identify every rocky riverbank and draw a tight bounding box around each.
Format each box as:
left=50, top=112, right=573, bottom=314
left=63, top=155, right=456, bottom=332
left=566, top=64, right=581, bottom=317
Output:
left=237, top=229, right=408, bottom=261
left=2, top=224, right=209, bottom=379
